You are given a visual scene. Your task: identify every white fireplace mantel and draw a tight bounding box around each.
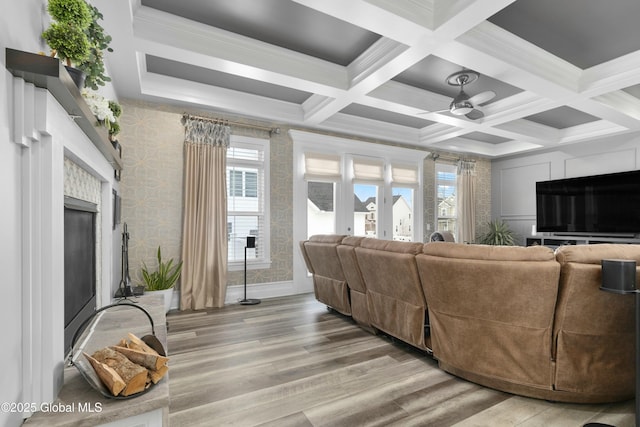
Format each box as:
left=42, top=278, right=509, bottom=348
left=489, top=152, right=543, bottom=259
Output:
left=8, top=49, right=118, bottom=413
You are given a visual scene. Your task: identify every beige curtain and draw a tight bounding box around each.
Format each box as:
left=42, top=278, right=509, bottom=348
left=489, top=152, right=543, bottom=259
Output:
left=180, top=117, right=230, bottom=310
left=457, top=160, right=476, bottom=243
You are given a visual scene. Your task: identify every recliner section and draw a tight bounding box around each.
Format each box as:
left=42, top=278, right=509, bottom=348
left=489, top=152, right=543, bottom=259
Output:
left=300, top=234, right=350, bottom=316
left=301, top=234, right=637, bottom=404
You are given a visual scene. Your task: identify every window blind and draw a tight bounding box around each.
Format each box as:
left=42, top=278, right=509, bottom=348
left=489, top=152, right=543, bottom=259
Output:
left=353, top=159, right=384, bottom=181
left=304, top=152, right=341, bottom=180
left=392, top=164, right=419, bottom=185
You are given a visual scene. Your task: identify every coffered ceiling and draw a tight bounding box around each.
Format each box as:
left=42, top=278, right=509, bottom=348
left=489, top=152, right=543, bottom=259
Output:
left=93, top=0, right=640, bottom=158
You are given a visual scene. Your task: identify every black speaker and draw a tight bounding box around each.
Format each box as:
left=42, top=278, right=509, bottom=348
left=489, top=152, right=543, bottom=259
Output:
left=601, top=259, right=637, bottom=294
left=240, top=235, right=260, bottom=305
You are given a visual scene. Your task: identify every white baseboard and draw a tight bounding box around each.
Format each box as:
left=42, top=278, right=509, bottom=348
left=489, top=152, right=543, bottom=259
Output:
left=225, top=280, right=308, bottom=304
left=168, top=280, right=312, bottom=309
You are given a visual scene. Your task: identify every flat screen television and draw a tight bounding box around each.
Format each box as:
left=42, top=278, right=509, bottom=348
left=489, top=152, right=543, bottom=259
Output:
left=536, top=169, right=640, bottom=235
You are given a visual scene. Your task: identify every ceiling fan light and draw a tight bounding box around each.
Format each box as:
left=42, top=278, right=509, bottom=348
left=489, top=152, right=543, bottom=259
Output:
left=450, top=100, right=473, bottom=115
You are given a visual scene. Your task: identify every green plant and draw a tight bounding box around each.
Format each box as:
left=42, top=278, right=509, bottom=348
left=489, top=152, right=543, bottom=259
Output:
left=108, top=100, right=122, bottom=118
left=109, top=120, right=121, bottom=138
left=42, top=21, right=90, bottom=66
left=78, top=4, right=113, bottom=90
left=478, top=219, right=516, bottom=246
left=47, top=0, right=92, bottom=28
left=141, top=247, right=183, bottom=291
left=107, top=100, right=122, bottom=138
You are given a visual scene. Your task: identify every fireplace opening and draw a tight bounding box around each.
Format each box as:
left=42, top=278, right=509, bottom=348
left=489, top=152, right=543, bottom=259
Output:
left=64, top=197, right=98, bottom=355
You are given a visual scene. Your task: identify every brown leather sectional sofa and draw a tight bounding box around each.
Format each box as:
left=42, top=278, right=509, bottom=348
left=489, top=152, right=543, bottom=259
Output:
left=299, top=235, right=638, bottom=404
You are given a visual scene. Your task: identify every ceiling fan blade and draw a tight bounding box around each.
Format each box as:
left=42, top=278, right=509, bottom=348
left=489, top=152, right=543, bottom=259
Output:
left=465, top=108, right=485, bottom=120
left=418, top=108, right=449, bottom=115
left=468, top=90, right=495, bottom=106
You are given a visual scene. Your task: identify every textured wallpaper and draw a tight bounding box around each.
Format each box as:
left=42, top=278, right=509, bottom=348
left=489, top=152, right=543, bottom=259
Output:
left=423, top=156, right=492, bottom=243
left=118, top=100, right=293, bottom=288
left=117, top=102, right=185, bottom=287
left=118, top=99, right=491, bottom=296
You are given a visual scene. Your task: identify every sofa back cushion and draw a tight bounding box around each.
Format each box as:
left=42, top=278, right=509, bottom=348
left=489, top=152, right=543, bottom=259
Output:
left=305, top=234, right=347, bottom=280
left=552, top=244, right=639, bottom=398
left=417, top=242, right=560, bottom=390
left=355, top=238, right=429, bottom=350
left=303, top=235, right=350, bottom=315
left=337, top=236, right=366, bottom=293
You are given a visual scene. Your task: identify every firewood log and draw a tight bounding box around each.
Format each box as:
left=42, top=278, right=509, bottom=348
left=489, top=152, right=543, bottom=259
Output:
left=92, top=347, right=148, bottom=396
left=112, top=345, right=169, bottom=371
left=148, top=364, right=169, bottom=384
left=83, top=352, right=126, bottom=396
left=127, top=332, right=160, bottom=356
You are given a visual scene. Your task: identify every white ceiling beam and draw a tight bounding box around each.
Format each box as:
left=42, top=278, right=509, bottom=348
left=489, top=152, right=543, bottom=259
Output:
left=558, top=120, right=629, bottom=144
left=140, top=73, right=305, bottom=124
left=450, top=22, right=582, bottom=96
left=133, top=6, right=348, bottom=98
left=319, top=113, right=422, bottom=145
left=580, top=50, right=640, bottom=96
left=290, top=0, right=434, bottom=43
left=432, top=0, right=517, bottom=38
left=299, top=0, right=513, bottom=125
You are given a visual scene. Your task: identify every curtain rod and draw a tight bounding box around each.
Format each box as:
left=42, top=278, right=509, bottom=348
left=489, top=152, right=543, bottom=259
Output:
left=182, top=113, right=281, bottom=135
left=430, top=153, right=475, bottom=163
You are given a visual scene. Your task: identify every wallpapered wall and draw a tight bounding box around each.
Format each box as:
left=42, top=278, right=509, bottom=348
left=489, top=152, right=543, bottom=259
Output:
left=118, top=99, right=491, bottom=294
left=118, top=100, right=293, bottom=288
left=422, top=156, right=492, bottom=242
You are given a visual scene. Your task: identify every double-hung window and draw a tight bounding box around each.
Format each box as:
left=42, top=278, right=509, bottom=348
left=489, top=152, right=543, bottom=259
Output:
left=435, top=162, right=457, bottom=236
left=227, top=135, right=270, bottom=270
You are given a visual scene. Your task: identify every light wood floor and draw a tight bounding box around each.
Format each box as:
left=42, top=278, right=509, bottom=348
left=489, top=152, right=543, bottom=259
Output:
left=166, top=293, right=634, bottom=427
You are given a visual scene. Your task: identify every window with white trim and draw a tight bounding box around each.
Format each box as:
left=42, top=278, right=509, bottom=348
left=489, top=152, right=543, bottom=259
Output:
left=227, top=136, right=270, bottom=269
left=391, top=163, right=418, bottom=241
left=435, top=162, right=457, bottom=235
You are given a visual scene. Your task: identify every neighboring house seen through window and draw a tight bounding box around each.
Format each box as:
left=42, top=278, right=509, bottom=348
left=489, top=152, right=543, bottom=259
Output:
left=226, top=136, right=270, bottom=270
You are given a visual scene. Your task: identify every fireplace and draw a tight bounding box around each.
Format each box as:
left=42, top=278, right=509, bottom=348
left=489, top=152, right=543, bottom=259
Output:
left=64, top=197, right=98, bottom=355
left=8, top=69, right=118, bottom=407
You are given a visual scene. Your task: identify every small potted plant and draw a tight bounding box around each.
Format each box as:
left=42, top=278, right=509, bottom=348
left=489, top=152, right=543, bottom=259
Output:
left=140, top=247, right=183, bottom=313
left=108, top=100, right=122, bottom=143
left=41, top=0, right=92, bottom=87
left=478, top=219, right=516, bottom=246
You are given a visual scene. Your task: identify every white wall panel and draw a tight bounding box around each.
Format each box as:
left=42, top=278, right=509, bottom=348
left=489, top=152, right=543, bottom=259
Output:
left=499, top=162, right=551, bottom=217
left=565, top=148, right=637, bottom=178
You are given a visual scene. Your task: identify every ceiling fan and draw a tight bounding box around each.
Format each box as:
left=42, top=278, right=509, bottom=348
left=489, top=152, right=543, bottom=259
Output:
left=430, top=70, right=496, bottom=120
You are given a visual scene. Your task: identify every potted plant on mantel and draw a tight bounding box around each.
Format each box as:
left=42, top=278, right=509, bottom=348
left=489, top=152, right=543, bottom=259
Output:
left=41, top=0, right=113, bottom=90
left=140, top=247, right=183, bottom=313
left=41, top=0, right=92, bottom=88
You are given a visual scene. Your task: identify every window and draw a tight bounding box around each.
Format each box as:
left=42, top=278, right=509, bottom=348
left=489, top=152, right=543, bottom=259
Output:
left=227, top=136, right=270, bottom=269
left=391, top=164, right=418, bottom=241
left=435, top=163, right=457, bottom=235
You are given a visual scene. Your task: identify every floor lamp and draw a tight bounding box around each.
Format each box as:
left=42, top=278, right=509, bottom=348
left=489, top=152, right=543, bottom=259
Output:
left=585, top=259, right=638, bottom=427
left=240, top=236, right=261, bottom=305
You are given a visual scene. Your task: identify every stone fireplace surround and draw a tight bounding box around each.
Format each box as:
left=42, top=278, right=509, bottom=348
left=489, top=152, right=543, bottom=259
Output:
left=11, top=74, right=117, bottom=409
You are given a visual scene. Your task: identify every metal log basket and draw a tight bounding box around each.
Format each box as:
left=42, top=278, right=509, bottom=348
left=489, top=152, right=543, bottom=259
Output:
left=68, top=302, right=166, bottom=399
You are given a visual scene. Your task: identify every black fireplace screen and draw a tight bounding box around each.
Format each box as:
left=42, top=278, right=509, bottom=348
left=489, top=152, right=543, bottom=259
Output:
left=64, top=197, right=97, bottom=355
